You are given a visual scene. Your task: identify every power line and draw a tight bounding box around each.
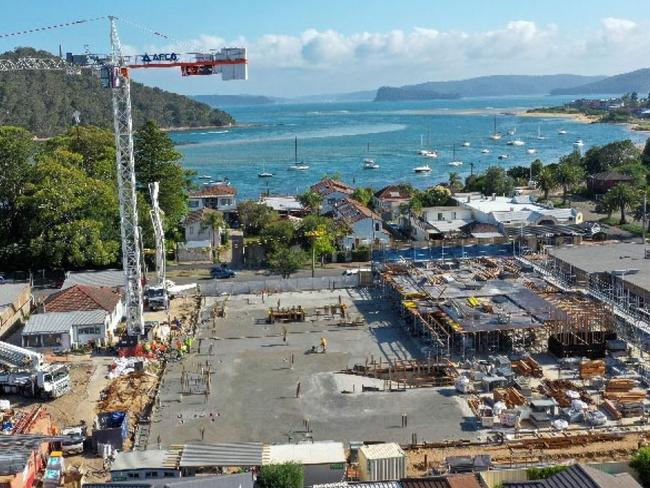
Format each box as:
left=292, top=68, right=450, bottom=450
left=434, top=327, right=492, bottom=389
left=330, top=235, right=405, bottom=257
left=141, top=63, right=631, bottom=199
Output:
left=0, top=16, right=107, bottom=39
left=117, top=16, right=177, bottom=42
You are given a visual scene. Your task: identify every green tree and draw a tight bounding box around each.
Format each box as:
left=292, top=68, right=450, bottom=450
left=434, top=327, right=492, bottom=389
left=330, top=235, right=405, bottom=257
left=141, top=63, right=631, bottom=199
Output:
left=297, top=190, right=323, bottom=214
left=134, top=120, right=191, bottom=231
left=631, top=447, right=650, bottom=487
left=351, top=187, right=374, bottom=207
left=448, top=172, right=463, bottom=193
left=237, top=200, right=278, bottom=235
left=259, top=463, right=304, bottom=488
left=642, top=138, right=650, bottom=167
left=582, top=140, right=641, bottom=175
left=0, top=126, right=34, bottom=248
left=555, top=154, right=584, bottom=203
left=46, top=126, right=116, bottom=180
left=17, top=149, right=120, bottom=268
left=531, top=159, right=544, bottom=178
left=604, top=183, right=640, bottom=225
left=260, top=220, right=296, bottom=252
left=268, top=247, right=308, bottom=278
left=535, top=166, right=558, bottom=201
left=482, top=166, right=515, bottom=196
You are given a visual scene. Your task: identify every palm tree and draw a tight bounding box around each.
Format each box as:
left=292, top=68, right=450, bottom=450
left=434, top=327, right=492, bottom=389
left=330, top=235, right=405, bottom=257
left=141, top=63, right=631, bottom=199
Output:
left=555, top=161, right=584, bottom=204
left=535, top=166, right=557, bottom=201
left=603, top=183, right=640, bottom=225
left=200, top=210, right=225, bottom=260
left=448, top=172, right=462, bottom=193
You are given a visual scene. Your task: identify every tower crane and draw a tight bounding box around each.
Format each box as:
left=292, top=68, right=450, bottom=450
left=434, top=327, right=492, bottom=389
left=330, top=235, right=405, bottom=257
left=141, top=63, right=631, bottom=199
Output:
left=0, top=16, right=247, bottom=336
left=146, top=181, right=169, bottom=311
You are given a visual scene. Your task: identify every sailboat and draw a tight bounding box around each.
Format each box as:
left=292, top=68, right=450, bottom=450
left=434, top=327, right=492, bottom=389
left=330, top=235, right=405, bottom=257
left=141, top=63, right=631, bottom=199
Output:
left=363, top=143, right=380, bottom=169
left=288, top=137, right=309, bottom=171
left=258, top=163, right=273, bottom=178
left=449, top=144, right=463, bottom=166
left=417, top=133, right=438, bottom=158
left=537, top=124, right=545, bottom=140
left=507, top=138, right=525, bottom=146
left=573, top=139, right=585, bottom=147
left=558, top=128, right=568, bottom=135
left=489, top=115, right=502, bottom=140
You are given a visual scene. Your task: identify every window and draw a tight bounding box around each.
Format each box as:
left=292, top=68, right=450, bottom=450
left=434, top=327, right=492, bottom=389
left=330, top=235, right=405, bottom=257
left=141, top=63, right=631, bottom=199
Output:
left=452, top=212, right=456, bottom=219
left=145, top=471, right=159, bottom=479
left=374, top=222, right=380, bottom=232
left=188, top=200, right=200, bottom=209
left=437, top=213, right=443, bottom=221
left=127, top=473, right=139, bottom=479
left=163, top=472, right=176, bottom=478
left=77, top=326, right=100, bottom=335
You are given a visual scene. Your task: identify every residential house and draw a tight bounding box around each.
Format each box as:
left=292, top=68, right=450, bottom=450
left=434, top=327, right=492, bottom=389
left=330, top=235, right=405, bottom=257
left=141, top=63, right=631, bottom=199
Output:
left=502, top=463, right=641, bottom=487
left=410, top=206, right=474, bottom=241
left=332, top=197, right=390, bottom=250
left=587, top=171, right=635, bottom=193
left=23, top=284, right=123, bottom=349
left=179, top=208, right=224, bottom=262
left=265, top=441, right=346, bottom=487
left=373, top=185, right=412, bottom=221
left=188, top=183, right=236, bottom=213
left=310, top=178, right=355, bottom=214
left=110, top=451, right=180, bottom=481
left=453, top=193, right=583, bottom=231
left=0, top=283, right=32, bottom=339
left=259, top=195, right=305, bottom=216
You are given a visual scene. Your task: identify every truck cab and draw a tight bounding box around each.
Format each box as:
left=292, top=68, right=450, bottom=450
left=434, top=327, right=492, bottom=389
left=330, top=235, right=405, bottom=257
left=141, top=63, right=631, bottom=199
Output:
left=146, top=286, right=169, bottom=311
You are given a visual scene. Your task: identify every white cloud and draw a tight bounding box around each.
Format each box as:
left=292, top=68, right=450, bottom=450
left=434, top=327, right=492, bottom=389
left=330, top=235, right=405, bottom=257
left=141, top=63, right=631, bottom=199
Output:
left=131, top=18, right=650, bottom=96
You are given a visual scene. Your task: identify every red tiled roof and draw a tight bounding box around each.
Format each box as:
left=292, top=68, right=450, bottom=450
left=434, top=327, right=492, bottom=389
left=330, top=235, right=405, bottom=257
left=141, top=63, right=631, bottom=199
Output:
left=374, top=185, right=412, bottom=201
left=333, top=197, right=381, bottom=223
left=189, top=183, right=236, bottom=198
left=184, top=208, right=222, bottom=225
left=310, top=178, right=354, bottom=197
left=44, top=284, right=122, bottom=313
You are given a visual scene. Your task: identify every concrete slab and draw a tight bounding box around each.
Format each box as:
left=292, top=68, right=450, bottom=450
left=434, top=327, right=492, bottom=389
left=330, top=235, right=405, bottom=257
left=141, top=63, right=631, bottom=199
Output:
left=148, top=289, right=473, bottom=447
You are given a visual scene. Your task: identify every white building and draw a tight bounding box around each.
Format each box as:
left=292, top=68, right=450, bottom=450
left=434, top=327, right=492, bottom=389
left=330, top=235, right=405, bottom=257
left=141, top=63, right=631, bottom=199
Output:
left=260, top=195, right=304, bottom=215
left=332, top=198, right=390, bottom=250
left=373, top=185, right=411, bottom=221
left=188, top=183, right=237, bottom=213
left=264, top=441, right=346, bottom=488
left=453, top=193, right=583, bottom=229
left=410, top=206, right=474, bottom=241
left=310, top=178, right=355, bottom=214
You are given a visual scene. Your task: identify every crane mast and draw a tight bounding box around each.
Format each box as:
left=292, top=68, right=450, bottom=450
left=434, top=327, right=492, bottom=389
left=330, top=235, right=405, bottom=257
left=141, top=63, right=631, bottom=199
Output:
left=109, top=16, right=144, bottom=336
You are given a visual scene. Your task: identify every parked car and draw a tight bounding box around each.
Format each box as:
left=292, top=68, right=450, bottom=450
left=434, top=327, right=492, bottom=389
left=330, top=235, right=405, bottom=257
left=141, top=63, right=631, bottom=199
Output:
left=211, top=266, right=236, bottom=279
left=342, top=268, right=371, bottom=276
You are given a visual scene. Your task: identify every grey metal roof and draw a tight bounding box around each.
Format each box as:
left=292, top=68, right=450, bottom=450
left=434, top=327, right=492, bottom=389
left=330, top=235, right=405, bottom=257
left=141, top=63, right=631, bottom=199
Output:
left=0, top=283, right=28, bottom=308
left=111, top=450, right=169, bottom=471
left=176, top=443, right=264, bottom=467
left=503, top=464, right=641, bottom=488
left=83, top=473, right=254, bottom=488
left=23, top=310, right=106, bottom=335
left=63, top=269, right=124, bottom=289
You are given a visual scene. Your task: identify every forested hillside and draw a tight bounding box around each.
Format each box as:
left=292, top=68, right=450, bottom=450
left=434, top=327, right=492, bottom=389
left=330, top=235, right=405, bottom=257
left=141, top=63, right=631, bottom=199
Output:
left=0, top=48, right=234, bottom=137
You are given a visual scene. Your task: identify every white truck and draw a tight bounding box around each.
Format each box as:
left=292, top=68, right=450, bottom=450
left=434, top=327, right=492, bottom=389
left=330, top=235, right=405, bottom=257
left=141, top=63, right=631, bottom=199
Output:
left=0, top=341, right=71, bottom=398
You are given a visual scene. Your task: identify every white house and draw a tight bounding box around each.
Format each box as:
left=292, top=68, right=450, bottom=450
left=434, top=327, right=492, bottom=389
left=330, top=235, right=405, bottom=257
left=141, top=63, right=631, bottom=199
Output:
left=410, top=206, right=474, bottom=241
left=453, top=193, right=583, bottom=230
left=23, top=284, right=124, bottom=348
left=183, top=208, right=223, bottom=245
left=332, top=198, right=390, bottom=250
left=310, top=178, right=355, bottom=214
left=188, top=183, right=237, bottom=213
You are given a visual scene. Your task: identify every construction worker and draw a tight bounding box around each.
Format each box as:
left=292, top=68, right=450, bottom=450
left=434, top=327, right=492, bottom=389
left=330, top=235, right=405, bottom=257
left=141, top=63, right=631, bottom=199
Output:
left=320, top=336, right=328, bottom=353
left=282, top=326, right=288, bottom=345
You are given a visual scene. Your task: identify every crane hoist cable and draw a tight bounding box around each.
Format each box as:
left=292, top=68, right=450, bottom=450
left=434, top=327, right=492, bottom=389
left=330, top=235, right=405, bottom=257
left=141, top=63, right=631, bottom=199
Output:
left=0, top=16, right=107, bottom=38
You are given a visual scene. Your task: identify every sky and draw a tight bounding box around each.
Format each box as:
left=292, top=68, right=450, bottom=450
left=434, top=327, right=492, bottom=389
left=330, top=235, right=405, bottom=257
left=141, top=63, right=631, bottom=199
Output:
left=1, top=0, right=650, bottom=97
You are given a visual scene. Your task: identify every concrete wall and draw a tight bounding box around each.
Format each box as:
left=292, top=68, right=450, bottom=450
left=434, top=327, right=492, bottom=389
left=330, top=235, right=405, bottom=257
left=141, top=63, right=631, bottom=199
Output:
left=303, top=464, right=346, bottom=487
left=0, top=284, right=32, bottom=339
left=178, top=246, right=212, bottom=263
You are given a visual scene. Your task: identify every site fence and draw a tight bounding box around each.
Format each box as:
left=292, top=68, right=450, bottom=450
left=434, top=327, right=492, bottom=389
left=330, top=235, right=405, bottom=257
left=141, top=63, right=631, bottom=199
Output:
left=373, top=242, right=519, bottom=262
left=205, top=275, right=361, bottom=296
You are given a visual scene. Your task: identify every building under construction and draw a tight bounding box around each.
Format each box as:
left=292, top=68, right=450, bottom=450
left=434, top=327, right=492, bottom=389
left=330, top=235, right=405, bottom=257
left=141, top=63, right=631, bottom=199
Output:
left=378, top=257, right=616, bottom=359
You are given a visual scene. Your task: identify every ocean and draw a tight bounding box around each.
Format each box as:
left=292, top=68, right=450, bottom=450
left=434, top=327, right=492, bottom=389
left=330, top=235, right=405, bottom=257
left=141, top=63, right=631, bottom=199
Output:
left=170, top=95, right=648, bottom=200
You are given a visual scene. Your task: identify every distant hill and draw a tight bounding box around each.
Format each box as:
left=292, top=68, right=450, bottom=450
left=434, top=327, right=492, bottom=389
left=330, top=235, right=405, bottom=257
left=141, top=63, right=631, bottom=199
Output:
left=374, top=74, right=606, bottom=101
left=0, top=48, right=234, bottom=137
left=550, top=68, right=650, bottom=95
left=194, top=94, right=282, bottom=107
left=292, top=90, right=377, bottom=103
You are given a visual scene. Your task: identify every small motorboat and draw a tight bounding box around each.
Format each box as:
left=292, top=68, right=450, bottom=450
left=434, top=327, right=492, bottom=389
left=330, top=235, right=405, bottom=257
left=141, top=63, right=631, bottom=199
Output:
left=481, top=148, right=490, bottom=154
left=413, top=164, right=432, bottom=173
left=507, top=139, right=525, bottom=146
left=527, top=148, right=537, bottom=155
left=198, top=174, right=212, bottom=180
left=258, top=172, right=273, bottom=178
left=363, top=158, right=380, bottom=169
left=573, top=139, right=584, bottom=147
left=558, top=129, right=568, bottom=135
left=448, top=161, right=463, bottom=167
left=498, top=154, right=509, bottom=160
left=461, top=141, right=471, bottom=147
